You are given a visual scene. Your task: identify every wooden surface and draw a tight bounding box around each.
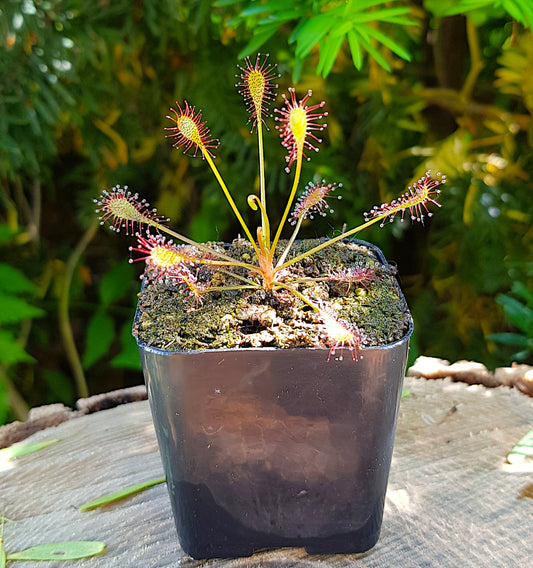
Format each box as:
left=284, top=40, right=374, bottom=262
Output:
left=1, top=376, right=532, bottom=567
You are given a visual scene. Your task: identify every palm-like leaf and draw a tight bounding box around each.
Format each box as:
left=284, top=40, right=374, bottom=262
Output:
left=225, top=0, right=416, bottom=76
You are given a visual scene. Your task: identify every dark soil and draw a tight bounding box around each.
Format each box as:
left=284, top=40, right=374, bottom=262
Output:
left=134, top=239, right=411, bottom=351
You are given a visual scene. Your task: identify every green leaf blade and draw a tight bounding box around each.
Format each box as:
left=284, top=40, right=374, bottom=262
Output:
left=0, top=263, right=38, bottom=294
left=79, top=476, right=166, bottom=511
left=295, top=15, right=337, bottom=59
left=348, top=29, right=364, bottom=70
left=497, top=295, right=533, bottom=334
left=99, top=262, right=134, bottom=306
left=82, top=310, right=115, bottom=369
left=238, top=23, right=282, bottom=58
left=7, top=541, right=106, bottom=561
left=0, top=293, right=44, bottom=324
left=363, top=25, right=412, bottom=61
left=0, top=330, right=34, bottom=364
left=507, top=428, right=533, bottom=465
left=0, top=439, right=60, bottom=461
left=317, top=34, right=345, bottom=77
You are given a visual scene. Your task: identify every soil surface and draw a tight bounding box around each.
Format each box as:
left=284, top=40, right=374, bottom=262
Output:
left=134, top=239, right=411, bottom=351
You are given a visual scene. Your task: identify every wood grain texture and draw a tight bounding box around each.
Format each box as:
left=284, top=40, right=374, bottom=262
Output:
left=1, top=377, right=532, bottom=567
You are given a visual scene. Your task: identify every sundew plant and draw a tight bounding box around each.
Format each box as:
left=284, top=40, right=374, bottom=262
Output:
left=96, top=54, right=445, bottom=360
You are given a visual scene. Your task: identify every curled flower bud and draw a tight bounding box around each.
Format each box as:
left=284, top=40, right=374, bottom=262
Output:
left=274, top=88, right=327, bottom=172
left=290, top=180, right=342, bottom=225
left=95, top=186, right=168, bottom=235
left=165, top=101, right=220, bottom=158
left=364, top=171, right=445, bottom=227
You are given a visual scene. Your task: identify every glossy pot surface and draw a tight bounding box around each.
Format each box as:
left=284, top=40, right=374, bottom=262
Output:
left=138, top=333, right=411, bottom=559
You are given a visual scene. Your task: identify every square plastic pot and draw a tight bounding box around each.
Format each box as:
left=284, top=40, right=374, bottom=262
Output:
left=135, top=241, right=412, bottom=559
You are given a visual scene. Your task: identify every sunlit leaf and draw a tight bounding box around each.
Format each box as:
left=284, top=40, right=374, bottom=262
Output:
left=507, top=428, right=533, bottom=465
left=317, top=34, right=345, bottom=77
left=7, top=541, right=106, bottom=561
left=239, top=0, right=290, bottom=17
left=79, top=476, right=166, bottom=511
left=363, top=25, right=411, bottom=61
left=355, top=27, right=392, bottom=72
left=238, top=23, right=281, bottom=58
left=0, top=516, right=5, bottom=568
left=0, top=439, right=60, bottom=461
left=344, top=32, right=362, bottom=71
left=295, top=14, right=337, bottom=59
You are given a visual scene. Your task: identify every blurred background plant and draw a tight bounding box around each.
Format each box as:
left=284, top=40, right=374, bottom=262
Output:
left=1, top=0, right=532, bottom=425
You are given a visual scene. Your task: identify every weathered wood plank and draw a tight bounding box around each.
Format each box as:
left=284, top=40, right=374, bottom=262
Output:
left=1, top=377, right=532, bottom=567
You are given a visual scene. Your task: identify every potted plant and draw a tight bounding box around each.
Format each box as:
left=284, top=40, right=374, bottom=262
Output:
left=95, top=54, right=445, bottom=559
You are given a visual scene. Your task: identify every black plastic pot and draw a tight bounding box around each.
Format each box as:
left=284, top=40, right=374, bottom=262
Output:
left=135, top=241, right=413, bottom=559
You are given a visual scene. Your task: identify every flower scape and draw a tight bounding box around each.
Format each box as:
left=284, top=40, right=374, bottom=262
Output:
left=95, top=54, right=445, bottom=361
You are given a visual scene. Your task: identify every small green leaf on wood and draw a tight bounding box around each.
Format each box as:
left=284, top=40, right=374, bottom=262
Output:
left=79, top=476, right=166, bottom=511
left=401, top=389, right=411, bottom=399
left=0, top=516, right=6, bottom=568
left=7, top=541, right=105, bottom=561
left=0, top=439, right=59, bottom=461
left=507, top=428, right=533, bottom=465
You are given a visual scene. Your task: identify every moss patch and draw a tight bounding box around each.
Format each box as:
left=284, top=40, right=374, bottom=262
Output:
left=134, top=239, right=411, bottom=351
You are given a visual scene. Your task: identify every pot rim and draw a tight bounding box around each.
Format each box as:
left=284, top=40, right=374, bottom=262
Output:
left=135, top=319, right=413, bottom=357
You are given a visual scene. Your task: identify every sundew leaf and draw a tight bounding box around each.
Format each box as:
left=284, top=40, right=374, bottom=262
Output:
left=79, top=476, right=166, bottom=511
left=507, top=428, right=533, bottom=465
left=7, top=541, right=105, bottom=561
left=0, top=439, right=59, bottom=461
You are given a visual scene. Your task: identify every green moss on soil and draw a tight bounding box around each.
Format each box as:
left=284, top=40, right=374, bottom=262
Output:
left=134, top=239, right=411, bottom=351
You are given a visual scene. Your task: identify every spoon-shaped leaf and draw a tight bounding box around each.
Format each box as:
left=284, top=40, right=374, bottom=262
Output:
left=7, top=541, right=105, bottom=561
left=79, top=476, right=166, bottom=511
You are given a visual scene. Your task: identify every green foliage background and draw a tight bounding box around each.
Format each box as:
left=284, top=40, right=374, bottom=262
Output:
left=1, top=0, right=532, bottom=425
